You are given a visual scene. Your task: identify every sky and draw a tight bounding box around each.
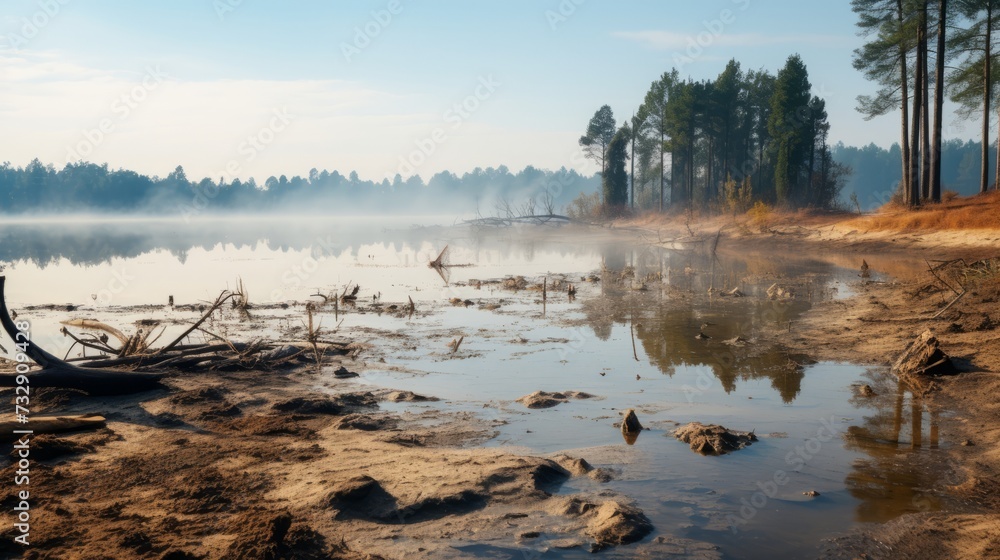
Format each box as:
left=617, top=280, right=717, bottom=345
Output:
left=0, top=0, right=988, bottom=184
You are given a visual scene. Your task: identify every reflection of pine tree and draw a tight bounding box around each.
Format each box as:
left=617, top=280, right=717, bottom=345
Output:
left=844, top=371, right=944, bottom=523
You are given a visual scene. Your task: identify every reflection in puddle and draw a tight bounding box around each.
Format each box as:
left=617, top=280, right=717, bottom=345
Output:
left=845, top=373, right=950, bottom=524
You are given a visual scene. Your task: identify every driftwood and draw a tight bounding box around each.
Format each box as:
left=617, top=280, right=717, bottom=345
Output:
left=0, top=276, right=165, bottom=395
left=0, top=414, right=105, bottom=439
left=0, top=277, right=357, bottom=396
left=891, top=329, right=958, bottom=380
left=463, top=214, right=573, bottom=228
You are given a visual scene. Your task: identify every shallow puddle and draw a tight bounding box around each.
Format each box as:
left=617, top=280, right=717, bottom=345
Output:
left=0, top=216, right=957, bottom=558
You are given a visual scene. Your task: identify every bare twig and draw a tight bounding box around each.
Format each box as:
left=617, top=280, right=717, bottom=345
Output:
left=932, top=290, right=968, bottom=319
left=158, top=291, right=236, bottom=355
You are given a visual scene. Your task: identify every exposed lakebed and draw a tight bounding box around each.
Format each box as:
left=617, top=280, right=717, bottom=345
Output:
left=0, top=215, right=959, bottom=558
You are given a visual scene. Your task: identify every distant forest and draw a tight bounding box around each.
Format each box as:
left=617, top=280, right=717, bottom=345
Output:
left=0, top=138, right=995, bottom=216
left=835, top=139, right=998, bottom=209
left=0, top=161, right=598, bottom=217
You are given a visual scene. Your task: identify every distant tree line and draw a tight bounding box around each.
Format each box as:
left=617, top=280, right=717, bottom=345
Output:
left=579, top=54, right=850, bottom=215
left=0, top=160, right=598, bottom=216
left=852, top=0, right=1000, bottom=206
left=835, top=138, right=998, bottom=209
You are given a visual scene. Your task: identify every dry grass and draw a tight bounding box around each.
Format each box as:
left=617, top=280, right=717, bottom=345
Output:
left=844, top=190, right=1000, bottom=232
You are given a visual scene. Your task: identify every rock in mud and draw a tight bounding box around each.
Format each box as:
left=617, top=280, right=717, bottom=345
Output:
left=621, top=409, right=643, bottom=433
left=585, top=501, right=654, bottom=551
left=766, top=283, right=794, bottom=299
left=333, top=366, right=359, bottom=379
left=674, top=422, right=757, bottom=456
left=858, top=384, right=877, bottom=397
left=516, top=390, right=596, bottom=409
left=891, top=329, right=958, bottom=379
left=502, top=276, right=529, bottom=290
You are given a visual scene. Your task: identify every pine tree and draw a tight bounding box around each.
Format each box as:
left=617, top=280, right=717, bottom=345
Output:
left=579, top=105, right=617, bottom=184
left=949, top=0, right=1000, bottom=192
left=852, top=0, right=918, bottom=203
left=768, top=55, right=813, bottom=205
left=603, top=127, right=630, bottom=212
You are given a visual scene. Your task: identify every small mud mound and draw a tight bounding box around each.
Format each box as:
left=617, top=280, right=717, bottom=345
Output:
left=25, top=434, right=95, bottom=461
left=586, top=501, right=654, bottom=551
left=327, top=475, right=399, bottom=520
left=223, top=415, right=315, bottom=437
left=674, top=422, right=757, bottom=455
left=334, top=414, right=399, bottom=431
left=199, top=403, right=242, bottom=420
left=516, top=391, right=597, bottom=409
left=553, top=455, right=593, bottom=476
left=381, top=390, right=439, bottom=403
left=273, top=392, right=382, bottom=416
left=272, top=397, right=344, bottom=415
left=326, top=474, right=487, bottom=523
left=170, top=386, right=228, bottom=405
left=222, top=511, right=348, bottom=560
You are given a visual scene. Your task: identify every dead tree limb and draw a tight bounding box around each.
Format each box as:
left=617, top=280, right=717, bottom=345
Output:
left=0, top=276, right=164, bottom=395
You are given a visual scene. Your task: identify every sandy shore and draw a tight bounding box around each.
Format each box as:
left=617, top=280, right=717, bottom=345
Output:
left=1, top=211, right=998, bottom=559
left=623, top=210, right=1000, bottom=559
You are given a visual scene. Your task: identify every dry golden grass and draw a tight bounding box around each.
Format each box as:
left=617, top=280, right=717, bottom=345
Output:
left=844, top=190, right=1000, bottom=232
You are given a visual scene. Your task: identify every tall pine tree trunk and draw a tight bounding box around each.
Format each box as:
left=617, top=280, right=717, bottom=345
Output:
left=981, top=3, right=993, bottom=193
left=659, top=127, right=665, bottom=212
left=931, top=0, right=946, bottom=202
left=630, top=128, right=635, bottom=210
left=910, top=6, right=924, bottom=208
left=921, top=1, right=931, bottom=202
left=898, top=0, right=912, bottom=202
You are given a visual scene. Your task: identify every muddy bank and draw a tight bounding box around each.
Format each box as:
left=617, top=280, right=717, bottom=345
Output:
left=0, top=356, right=681, bottom=559
left=784, top=253, right=1000, bottom=558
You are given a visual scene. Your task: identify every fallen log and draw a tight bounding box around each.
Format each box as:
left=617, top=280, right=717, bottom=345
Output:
left=0, top=414, right=105, bottom=439
left=891, top=329, right=958, bottom=380
left=0, top=276, right=165, bottom=395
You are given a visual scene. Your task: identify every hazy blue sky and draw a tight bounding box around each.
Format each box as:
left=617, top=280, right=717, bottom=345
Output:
left=0, top=0, right=986, bottom=183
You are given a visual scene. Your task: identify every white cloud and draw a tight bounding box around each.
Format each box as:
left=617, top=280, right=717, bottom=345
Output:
left=0, top=51, right=437, bottom=181
left=613, top=31, right=853, bottom=50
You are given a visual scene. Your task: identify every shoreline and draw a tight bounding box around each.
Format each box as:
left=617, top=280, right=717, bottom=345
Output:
left=0, top=214, right=997, bottom=559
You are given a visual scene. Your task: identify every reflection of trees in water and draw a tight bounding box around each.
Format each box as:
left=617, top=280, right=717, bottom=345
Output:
left=1, top=221, right=607, bottom=268
left=576, top=247, right=839, bottom=403
left=843, top=370, right=944, bottom=523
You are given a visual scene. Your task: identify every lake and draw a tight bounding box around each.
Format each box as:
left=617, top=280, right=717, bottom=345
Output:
left=0, top=215, right=953, bottom=559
